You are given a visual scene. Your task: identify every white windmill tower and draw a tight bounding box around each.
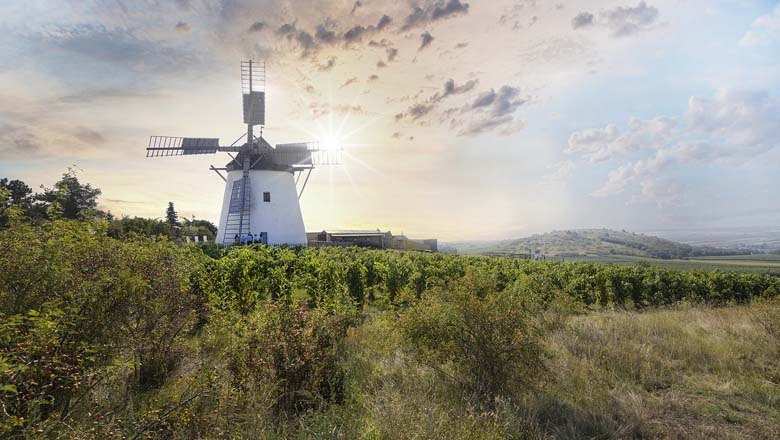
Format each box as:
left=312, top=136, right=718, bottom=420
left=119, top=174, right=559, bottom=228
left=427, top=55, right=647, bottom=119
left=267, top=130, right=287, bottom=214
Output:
left=146, top=60, right=339, bottom=245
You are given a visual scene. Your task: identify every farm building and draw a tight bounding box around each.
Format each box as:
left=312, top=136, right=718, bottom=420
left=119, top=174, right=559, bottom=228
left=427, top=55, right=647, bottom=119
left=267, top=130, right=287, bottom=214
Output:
left=307, top=229, right=438, bottom=252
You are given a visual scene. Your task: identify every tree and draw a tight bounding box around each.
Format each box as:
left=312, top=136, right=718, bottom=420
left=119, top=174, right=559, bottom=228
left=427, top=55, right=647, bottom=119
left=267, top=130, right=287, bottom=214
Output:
left=36, top=169, right=102, bottom=220
left=0, top=178, right=33, bottom=209
left=181, top=217, right=217, bottom=240
left=166, top=202, right=179, bottom=227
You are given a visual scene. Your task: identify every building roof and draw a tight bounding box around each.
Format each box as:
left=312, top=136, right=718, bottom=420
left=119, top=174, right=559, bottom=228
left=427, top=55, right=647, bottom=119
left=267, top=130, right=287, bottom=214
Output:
left=319, top=229, right=388, bottom=237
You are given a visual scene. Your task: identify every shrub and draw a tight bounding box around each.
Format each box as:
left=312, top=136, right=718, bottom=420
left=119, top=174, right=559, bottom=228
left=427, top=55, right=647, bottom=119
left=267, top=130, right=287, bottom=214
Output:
left=0, top=220, right=207, bottom=434
left=399, top=269, right=546, bottom=407
left=227, top=299, right=360, bottom=417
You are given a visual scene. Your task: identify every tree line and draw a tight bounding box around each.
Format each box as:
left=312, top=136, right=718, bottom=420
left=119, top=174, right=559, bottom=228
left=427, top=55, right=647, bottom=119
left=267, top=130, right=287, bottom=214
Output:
left=1, top=170, right=216, bottom=241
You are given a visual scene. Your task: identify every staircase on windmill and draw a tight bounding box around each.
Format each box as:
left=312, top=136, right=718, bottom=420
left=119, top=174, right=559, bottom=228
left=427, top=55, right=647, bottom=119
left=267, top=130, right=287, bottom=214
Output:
left=145, top=60, right=339, bottom=245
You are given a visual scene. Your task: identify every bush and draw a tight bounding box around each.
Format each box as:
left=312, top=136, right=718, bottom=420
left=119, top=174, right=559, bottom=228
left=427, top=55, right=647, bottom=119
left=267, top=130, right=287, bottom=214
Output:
left=227, top=298, right=360, bottom=417
left=399, top=269, right=546, bottom=407
left=0, top=220, right=207, bottom=434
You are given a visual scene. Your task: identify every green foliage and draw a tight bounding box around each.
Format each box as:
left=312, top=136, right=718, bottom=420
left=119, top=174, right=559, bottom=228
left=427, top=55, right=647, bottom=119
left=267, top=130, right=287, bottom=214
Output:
left=0, top=308, right=96, bottom=435
left=36, top=168, right=102, bottom=221
left=346, top=260, right=366, bottom=307
left=0, top=216, right=778, bottom=438
left=206, top=246, right=298, bottom=315
left=0, top=220, right=207, bottom=435
left=227, top=299, right=359, bottom=417
left=166, top=201, right=178, bottom=227
left=399, top=269, right=546, bottom=406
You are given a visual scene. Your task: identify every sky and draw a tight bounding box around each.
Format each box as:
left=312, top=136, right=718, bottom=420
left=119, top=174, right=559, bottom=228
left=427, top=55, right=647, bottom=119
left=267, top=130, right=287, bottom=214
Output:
left=0, top=0, right=778, bottom=240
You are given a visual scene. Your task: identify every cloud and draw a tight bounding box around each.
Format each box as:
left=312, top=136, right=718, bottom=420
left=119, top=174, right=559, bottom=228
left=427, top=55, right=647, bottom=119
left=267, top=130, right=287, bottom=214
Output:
left=572, top=2, right=659, bottom=37
left=433, top=78, right=478, bottom=102
left=248, top=21, right=266, bottom=32
left=344, top=25, right=367, bottom=43
left=318, top=56, right=336, bottom=71
left=295, top=31, right=317, bottom=50
left=73, top=127, right=105, bottom=144
left=0, top=107, right=109, bottom=158
left=396, top=79, right=526, bottom=136
left=567, top=116, right=676, bottom=162
left=175, top=21, right=190, bottom=32
left=275, top=23, right=320, bottom=55
left=740, top=5, right=780, bottom=46
left=455, top=85, right=528, bottom=136
left=637, top=177, right=682, bottom=208
left=315, top=24, right=337, bottom=44
left=686, top=89, right=780, bottom=158
left=471, top=89, right=496, bottom=108
left=571, top=12, right=594, bottom=29
left=600, top=1, right=659, bottom=37
left=47, top=25, right=163, bottom=64
left=419, top=31, right=434, bottom=50
left=277, top=22, right=297, bottom=37
left=578, top=89, right=780, bottom=204
left=490, top=86, right=526, bottom=116
left=377, top=14, right=393, bottom=30
left=466, top=86, right=526, bottom=116
left=458, top=115, right=514, bottom=137
left=591, top=141, right=707, bottom=199
left=58, top=87, right=154, bottom=104
left=402, top=0, right=470, bottom=30
left=397, top=78, right=478, bottom=122
left=386, top=47, right=399, bottom=62
left=432, top=0, right=470, bottom=20
left=408, top=103, right=434, bottom=119
left=368, top=38, right=393, bottom=47
left=308, top=102, right=367, bottom=118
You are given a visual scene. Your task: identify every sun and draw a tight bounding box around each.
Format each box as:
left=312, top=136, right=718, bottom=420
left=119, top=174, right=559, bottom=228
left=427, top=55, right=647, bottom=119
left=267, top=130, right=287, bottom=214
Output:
left=320, top=134, right=342, bottom=151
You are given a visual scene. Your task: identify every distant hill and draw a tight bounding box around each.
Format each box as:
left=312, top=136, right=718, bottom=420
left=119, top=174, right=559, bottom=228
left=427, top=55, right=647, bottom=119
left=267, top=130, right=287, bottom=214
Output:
left=642, top=227, right=780, bottom=254
left=456, top=229, right=751, bottom=260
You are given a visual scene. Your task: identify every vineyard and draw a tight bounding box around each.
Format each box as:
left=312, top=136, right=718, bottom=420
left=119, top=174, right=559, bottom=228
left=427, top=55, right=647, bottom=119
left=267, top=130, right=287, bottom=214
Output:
left=1, top=220, right=779, bottom=438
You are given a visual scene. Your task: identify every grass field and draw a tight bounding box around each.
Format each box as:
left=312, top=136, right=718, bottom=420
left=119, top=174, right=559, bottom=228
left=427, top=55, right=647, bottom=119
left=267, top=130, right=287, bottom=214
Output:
left=333, top=301, right=780, bottom=439
left=564, top=254, right=780, bottom=274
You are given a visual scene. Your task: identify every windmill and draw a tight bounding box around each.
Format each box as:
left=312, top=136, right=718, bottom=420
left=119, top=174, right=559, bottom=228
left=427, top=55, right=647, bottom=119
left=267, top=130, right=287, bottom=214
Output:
left=146, top=60, right=339, bottom=245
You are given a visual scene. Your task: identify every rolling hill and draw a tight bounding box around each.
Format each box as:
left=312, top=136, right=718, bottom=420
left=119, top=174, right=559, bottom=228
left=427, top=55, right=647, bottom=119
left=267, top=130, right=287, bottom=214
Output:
left=456, top=229, right=752, bottom=260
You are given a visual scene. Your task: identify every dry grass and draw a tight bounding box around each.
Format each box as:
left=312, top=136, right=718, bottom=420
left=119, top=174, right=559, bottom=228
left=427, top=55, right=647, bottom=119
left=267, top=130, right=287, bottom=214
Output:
left=103, top=301, right=780, bottom=439
left=534, top=302, right=780, bottom=439
left=336, top=301, right=780, bottom=439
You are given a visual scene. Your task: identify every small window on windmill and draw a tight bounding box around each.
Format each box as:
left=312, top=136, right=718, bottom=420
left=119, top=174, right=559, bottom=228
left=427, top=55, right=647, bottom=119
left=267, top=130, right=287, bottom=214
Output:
left=263, top=192, right=271, bottom=202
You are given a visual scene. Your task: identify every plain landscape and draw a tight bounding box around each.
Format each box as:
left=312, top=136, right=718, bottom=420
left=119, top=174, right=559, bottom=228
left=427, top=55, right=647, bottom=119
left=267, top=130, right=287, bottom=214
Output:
left=447, top=229, right=780, bottom=275
left=2, top=173, right=780, bottom=439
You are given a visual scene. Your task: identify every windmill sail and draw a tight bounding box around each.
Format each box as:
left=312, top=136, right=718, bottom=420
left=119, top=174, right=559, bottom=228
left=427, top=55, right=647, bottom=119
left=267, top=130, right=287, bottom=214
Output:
left=271, top=144, right=313, bottom=167
left=241, top=60, right=265, bottom=126
left=146, top=136, right=220, bottom=157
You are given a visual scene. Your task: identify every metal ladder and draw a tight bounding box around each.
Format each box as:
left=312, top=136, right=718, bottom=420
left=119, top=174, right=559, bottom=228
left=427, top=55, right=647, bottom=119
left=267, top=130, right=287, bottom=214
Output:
left=223, top=176, right=251, bottom=244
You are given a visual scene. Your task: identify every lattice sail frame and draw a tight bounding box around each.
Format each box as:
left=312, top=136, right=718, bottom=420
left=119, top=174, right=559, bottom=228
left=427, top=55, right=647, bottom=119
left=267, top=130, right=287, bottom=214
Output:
left=241, top=60, right=266, bottom=126
left=146, top=136, right=220, bottom=157
left=274, top=142, right=342, bottom=167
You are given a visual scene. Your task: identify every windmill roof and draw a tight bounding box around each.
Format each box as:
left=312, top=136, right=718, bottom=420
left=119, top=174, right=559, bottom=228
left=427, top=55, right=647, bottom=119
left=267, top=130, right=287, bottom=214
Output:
left=225, top=137, right=288, bottom=172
